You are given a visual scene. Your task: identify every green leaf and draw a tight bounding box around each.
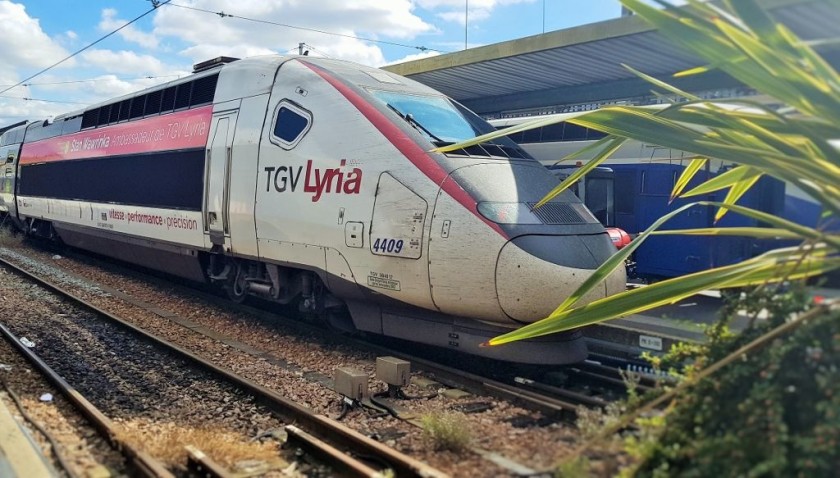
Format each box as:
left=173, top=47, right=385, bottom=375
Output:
left=489, top=245, right=838, bottom=346
left=547, top=201, right=703, bottom=315
left=488, top=250, right=839, bottom=345
left=535, top=199, right=836, bottom=321
left=671, top=157, right=708, bottom=201
left=533, top=136, right=625, bottom=208
left=432, top=112, right=589, bottom=153
left=651, top=227, right=803, bottom=240
left=623, top=64, right=700, bottom=101
left=680, top=165, right=756, bottom=198
left=558, top=134, right=625, bottom=163
left=714, top=169, right=762, bottom=222
left=695, top=202, right=839, bottom=248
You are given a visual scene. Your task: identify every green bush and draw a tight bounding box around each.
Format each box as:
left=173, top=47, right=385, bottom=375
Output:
left=631, top=287, right=840, bottom=477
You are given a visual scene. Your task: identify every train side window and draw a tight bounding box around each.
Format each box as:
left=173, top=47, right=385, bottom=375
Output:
left=540, top=123, right=564, bottom=142
left=97, top=105, right=111, bottom=127
left=270, top=100, right=312, bottom=150
left=145, top=90, right=163, bottom=116
left=522, top=126, right=541, bottom=143
left=118, top=99, right=131, bottom=121
left=130, top=95, right=146, bottom=119
left=108, top=102, right=121, bottom=123
left=614, top=172, right=635, bottom=214
left=81, top=108, right=99, bottom=129
left=563, top=123, right=587, bottom=141
left=586, top=129, right=608, bottom=140
left=174, top=83, right=192, bottom=110
left=495, top=126, right=525, bottom=144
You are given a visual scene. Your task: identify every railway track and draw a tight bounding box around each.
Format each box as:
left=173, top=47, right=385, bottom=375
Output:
left=25, top=241, right=658, bottom=416
left=1, top=241, right=674, bottom=475
left=0, top=253, right=447, bottom=478
left=1, top=322, right=176, bottom=478
left=54, top=243, right=657, bottom=410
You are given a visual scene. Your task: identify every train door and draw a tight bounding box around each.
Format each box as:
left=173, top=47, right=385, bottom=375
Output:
left=204, top=110, right=239, bottom=247
left=0, top=144, right=18, bottom=218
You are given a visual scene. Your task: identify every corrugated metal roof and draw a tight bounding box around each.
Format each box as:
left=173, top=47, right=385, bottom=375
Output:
left=384, top=0, right=840, bottom=112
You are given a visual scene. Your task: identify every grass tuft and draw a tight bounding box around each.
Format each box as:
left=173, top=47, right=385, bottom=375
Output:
left=420, top=412, right=471, bottom=452
left=114, top=420, right=280, bottom=470
left=0, top=226, right=22, bottom=248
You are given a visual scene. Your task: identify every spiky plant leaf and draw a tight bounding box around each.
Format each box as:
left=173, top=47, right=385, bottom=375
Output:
left=671, top=157, right=708, bottom=201
left=488, top=249, right=839, bottom=345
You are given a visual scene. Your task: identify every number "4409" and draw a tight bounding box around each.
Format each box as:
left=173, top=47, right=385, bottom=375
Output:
left=372, top=237, right=404, bottom=254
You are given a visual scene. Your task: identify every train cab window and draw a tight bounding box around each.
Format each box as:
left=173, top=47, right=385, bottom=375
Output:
left=270, top=100, right=312, bottom=149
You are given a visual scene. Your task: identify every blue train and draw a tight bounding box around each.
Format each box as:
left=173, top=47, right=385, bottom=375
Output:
left=491, top=114, right=814, bottom=279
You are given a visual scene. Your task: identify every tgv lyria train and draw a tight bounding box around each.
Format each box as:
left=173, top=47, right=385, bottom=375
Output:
left=490, top=113, right=822, bottom=278
left=0, top=56, right=625, bottom=364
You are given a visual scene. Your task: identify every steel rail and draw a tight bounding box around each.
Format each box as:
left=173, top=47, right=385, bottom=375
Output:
left=0, top=322, right=175, bottom=478
left=0, top=256, right=448, bottom=478
left=285, top=425, right=382, bottom=477
left=185, top=446, right=234, bottom=478
left=28, top=246, right=634, bottom=415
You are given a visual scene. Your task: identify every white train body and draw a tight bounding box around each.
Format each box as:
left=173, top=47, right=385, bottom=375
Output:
left=1, top=56, right=625, bottom=364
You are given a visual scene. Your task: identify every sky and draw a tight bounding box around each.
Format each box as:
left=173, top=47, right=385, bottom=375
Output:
left=0, top=0, right=627, bottom=125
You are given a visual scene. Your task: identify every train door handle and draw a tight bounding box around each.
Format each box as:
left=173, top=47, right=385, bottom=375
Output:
left=209, top=212, right=217, bottom=223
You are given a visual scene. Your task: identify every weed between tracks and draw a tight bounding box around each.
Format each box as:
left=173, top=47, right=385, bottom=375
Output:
left=114, top=419, right=280, bottom=470
left=0, top=227, right=22, bottom=248
left=420, top=412, right=472, bottom=452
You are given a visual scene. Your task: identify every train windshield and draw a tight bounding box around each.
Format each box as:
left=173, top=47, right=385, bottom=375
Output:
left=369, top=90, right=495, bottom=144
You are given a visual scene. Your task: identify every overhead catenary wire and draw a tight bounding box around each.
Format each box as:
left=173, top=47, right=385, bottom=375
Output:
left=299, top=43, right=333, bottom=59
left=24, top=75, right=180, bottom=87
left=0, top=74, right=182, bottom=89
left=158, top=1, right=442, bottom=53
left=0, top=0, right=173, bottom=97
left=0, top=96, right=87, bottom=105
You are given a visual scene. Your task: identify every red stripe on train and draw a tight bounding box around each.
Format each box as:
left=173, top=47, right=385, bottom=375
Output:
left=300, top=61, right=508, bottom=239
left=20, top=105, right=213, bottom=164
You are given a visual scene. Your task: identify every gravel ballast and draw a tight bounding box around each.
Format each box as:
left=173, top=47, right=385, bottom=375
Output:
left=1, top=241, right=587, bottom=476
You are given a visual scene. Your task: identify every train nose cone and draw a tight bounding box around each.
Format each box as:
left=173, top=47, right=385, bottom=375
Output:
left=495, top=234, right=626, bottom=323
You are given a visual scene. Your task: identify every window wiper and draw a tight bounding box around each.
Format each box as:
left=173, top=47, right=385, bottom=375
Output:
left=386, top=103, right=445, bottom=143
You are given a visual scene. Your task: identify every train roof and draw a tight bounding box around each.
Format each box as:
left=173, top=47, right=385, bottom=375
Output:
left=51, top=55, right=286, bottom=122
left=47, top=55, right=440, bottom=126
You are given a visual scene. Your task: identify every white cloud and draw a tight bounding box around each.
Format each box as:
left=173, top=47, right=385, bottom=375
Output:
left=151, top=0, right=435, bottom=66
left=0, top=1, right=69, bottom=70
left=180, top=44, right=278, bottom=64
left=99, top=8, right=159, bottom=49
left=35, top=74, right=188, bottom=102
left=80, top=49, right=171, bottom=76
left=417, top=0, right=536, bottom=25
left=382, top=50, right=441, bottom=67
left=437, top=9, right=491, bottom=24
left=0, top=1, right=75, bottom=123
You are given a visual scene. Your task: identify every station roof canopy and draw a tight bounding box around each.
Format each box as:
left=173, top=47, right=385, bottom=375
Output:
left=382, top=0, right=840, bottom=117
